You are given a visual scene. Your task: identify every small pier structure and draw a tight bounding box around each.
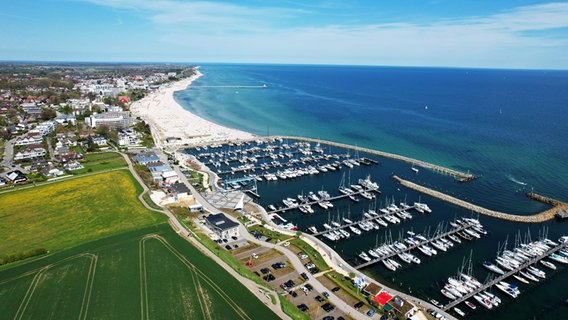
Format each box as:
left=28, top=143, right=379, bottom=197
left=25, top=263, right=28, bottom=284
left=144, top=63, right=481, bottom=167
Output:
left=442, top=241, right=568, bottom=311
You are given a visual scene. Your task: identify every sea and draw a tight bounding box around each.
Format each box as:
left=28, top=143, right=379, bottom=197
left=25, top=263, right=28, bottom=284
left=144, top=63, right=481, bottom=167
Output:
left=175, top=64, right=568, bottom=320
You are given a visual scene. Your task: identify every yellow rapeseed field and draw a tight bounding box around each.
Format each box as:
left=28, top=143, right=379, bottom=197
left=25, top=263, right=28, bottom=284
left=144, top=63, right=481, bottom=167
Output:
left=0, top=170, right=166, bottom=256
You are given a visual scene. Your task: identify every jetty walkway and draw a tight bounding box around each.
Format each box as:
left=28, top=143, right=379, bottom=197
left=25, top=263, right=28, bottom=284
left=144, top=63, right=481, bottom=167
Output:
left=393, top=176, right=564, bottom=223
left=267, top=189, right=380, bottom=214
left=354, top=220, right=478, bottom=269
left=309, top=205, right=418, bottom=237
left=275, top=136, right=477, bottom=182
left=442, top=240, right=567, bottom=311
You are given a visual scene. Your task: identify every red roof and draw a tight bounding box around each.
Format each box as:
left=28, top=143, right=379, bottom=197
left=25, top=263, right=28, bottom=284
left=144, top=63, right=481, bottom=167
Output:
left=372, top=291, right=393, bottom=306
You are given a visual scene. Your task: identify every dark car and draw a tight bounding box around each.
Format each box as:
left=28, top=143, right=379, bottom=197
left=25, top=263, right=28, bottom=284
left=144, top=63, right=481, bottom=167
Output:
left=305, top=283, right=313, bottom=291
left=354, top=301, right=364, bottom=310
left=260, top=268, right=270, bottom=274
left=225, top=245, right=232, bottom=250
left=366, top=309, right=376, bottom=317
left=300, top=272, right=309, bottom=280
left=263, top=274, right=275, bottom=282
left=337, top=317, right=345, bottom=320
left=297, top=303, right=309, bottom=312
left=315, top=295, right=325, bottom=302
left=322, top=303, right=335, bottom=312
left=231, top=236, right=238, bottom=240
left=289, top=290, right=298, bottom=298
left=322, top=291, right=330, bottom=299
left=254, top=271, right=260, bottom=277
left=285, top=280, right=296, bottom=287
left=309, top=267, right=320, bottom=274
left=331, top=286, right=340, bottom=292
left=322, top=316, right=335, bottom=320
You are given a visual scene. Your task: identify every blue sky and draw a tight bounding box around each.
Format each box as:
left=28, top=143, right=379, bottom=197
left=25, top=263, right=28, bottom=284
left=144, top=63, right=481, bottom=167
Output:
left=1, top=0, right=567, bottom=69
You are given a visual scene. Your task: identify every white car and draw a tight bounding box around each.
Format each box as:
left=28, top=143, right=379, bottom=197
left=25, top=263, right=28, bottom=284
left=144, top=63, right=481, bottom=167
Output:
left=252, top=253, right=258, bottom=259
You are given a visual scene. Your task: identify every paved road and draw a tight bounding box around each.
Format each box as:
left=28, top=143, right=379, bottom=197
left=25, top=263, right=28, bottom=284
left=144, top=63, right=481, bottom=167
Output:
left=120, top=151, right=291, bottom=319
left=1, top=138, right=15, bottom=167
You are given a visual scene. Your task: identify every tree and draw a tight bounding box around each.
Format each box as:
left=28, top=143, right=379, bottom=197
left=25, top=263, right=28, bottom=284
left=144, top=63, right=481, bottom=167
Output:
left=96, top=124, right=110, bottom=138
left=59, top=104, right=72, bottom=115
left=40, top=108, right=56, bottom=120
left=295, top=230, right=302, bottom=238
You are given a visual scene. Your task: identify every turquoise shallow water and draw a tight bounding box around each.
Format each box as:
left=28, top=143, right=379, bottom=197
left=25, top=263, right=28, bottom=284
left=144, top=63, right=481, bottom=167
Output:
left=176, top=64, right=568, bottom=319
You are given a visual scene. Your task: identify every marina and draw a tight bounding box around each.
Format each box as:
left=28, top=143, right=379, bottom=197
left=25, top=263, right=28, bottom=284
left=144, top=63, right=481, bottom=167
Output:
left=184, top=136, right=568, bottom=320
left=354, top=218, right=485, bottom=270
left=442, top=236, right=568, bottom=312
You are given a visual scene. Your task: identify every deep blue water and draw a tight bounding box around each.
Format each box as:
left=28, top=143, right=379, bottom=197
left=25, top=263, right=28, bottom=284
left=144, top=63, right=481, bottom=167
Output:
left=176, top=64, right=568, bottom=319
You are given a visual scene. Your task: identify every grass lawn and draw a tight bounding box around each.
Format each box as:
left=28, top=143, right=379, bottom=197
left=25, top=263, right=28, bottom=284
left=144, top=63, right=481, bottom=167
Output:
left=0, top=225, right=279, bottom=320
left=289, top=237, right=330, bottom=271
left=73, top=152, right=127, bottom=174
left=0, top=170, right=166, bottom=258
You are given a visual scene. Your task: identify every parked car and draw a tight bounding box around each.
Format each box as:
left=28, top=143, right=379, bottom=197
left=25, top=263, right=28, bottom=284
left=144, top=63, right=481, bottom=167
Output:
left=354, top=301, right=364, bottom=310
left=300, top=272, right=309, bottom=280
left=331, top=286, right=340, bottom=292
left=322, top=303, right=335, bottom=312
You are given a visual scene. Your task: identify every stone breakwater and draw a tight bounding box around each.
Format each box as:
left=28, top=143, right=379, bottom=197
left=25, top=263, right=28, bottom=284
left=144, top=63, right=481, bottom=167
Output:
left=393, top=175, right=564, bottom=223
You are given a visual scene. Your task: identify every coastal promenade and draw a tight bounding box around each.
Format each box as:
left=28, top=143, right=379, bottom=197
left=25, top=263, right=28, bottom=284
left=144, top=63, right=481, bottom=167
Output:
left=393, top=176, right=564, bottom=223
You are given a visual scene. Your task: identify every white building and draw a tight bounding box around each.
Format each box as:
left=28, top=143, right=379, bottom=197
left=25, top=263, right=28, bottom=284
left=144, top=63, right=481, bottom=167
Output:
left=205, top=213, right=240, bottom=239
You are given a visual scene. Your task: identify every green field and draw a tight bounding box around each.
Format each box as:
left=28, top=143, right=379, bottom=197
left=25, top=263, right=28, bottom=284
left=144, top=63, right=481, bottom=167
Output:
left=0, top=225, right=279, bottom=320
left=0, top=170, right=166, bottom=258
left=73, top=152, right=128, bottom=174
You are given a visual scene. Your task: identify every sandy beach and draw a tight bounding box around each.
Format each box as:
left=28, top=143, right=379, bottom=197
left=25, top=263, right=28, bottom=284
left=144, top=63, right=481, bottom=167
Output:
left=130, top=70, right=255, bottom=149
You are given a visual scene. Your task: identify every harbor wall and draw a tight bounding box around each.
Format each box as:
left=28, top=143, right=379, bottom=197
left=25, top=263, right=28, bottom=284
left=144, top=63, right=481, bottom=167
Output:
left=393, top=176, right=562, bottom=223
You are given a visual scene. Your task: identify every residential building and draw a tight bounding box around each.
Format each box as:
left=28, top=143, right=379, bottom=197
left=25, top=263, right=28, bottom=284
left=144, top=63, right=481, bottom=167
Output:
left=5, top=170, right=27, bottom=183
left=14, top=144, right=46, bottom=161
left=14, top=131, right=43, bottom=146
left=85, top=111, right=133, bottom=129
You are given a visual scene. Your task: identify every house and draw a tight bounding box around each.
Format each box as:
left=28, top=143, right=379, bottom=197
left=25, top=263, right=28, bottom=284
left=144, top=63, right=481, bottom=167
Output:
left=14, top=144, right=46, bottom=161
left=117, top=129, right=141, bottom=146
left=118, top=96, right=130, bottom=104
left=54, top=114, right=77, bottom=126
left=91, top=135, right=108, bottom=146
left=14, top=131, right=43, bottom=146
left=5, top=170, right=27, bottom=183
left=64, top=161, right=84, bottom=171
left=204, top=213, right=240, bottom=239
left=35, top=121, right=56, bottom=136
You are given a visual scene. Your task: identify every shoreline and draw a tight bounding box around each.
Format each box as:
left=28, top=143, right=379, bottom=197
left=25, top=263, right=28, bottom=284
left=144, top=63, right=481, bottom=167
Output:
left=129, top=70, right=255, bottom=150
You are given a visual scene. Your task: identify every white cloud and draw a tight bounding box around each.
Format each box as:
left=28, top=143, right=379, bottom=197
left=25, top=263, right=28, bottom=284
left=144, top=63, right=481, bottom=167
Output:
left=79, top=0, right=568, bottom=68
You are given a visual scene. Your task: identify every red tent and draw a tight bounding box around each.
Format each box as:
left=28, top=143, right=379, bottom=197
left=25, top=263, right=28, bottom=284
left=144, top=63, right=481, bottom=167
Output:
left=372, top=291, right=393, bottom=306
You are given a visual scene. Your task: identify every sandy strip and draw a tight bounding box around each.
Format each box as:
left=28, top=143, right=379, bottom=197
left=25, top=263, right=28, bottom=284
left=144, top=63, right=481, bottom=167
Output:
left=130, top=70, right=255, bottom=149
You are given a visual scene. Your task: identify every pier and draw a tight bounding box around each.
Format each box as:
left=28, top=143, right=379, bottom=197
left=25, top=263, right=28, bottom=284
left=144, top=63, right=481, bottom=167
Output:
left=353, top=221, right=479, bottom=269
left=442, top=241, right=568, bottom=311
left=309, top=205, right=417, bottom=237
left=274, top=136, right=477, bottom=181
left=267, top=189, right=381, bottom=214
left=393, top=176, right=560, bottom=223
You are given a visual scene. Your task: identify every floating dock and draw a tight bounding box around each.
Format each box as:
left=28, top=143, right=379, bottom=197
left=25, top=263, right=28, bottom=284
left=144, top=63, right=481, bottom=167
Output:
left=393, top=176, right=564, bottom=223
